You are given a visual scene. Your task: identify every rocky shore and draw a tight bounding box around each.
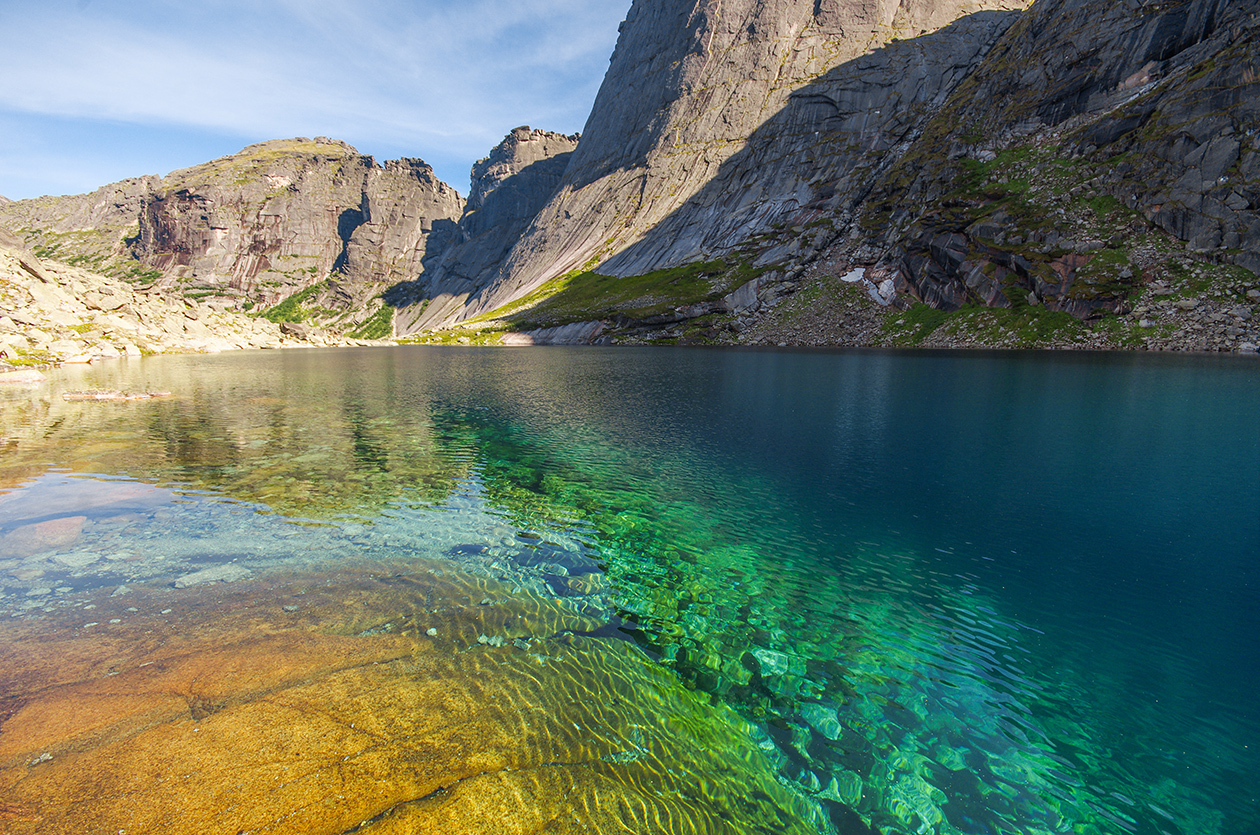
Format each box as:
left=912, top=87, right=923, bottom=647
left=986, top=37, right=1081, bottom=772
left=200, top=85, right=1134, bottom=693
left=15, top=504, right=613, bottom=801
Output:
left=0, top=228, right=364, bottom=369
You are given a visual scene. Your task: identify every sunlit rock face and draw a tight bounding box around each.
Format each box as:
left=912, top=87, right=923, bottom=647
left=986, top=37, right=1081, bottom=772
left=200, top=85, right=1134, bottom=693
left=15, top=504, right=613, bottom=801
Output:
left=453, top=0, right=1030, bottom=322
left=0, top=138, right=465, bottom=318
left=135, top=138, right=465, bottom=310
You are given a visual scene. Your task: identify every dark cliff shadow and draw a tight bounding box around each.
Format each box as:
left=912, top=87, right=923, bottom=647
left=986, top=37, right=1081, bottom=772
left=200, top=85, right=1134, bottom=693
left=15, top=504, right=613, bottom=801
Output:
left=381, top=151, right=574, bottom=310
left=595, top=10, right=1024, bottom=279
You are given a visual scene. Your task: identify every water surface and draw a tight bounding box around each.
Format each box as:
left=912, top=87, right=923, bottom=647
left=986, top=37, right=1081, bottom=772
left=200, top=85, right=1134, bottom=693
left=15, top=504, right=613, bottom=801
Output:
left=1, top=346, right=1256, bottom=835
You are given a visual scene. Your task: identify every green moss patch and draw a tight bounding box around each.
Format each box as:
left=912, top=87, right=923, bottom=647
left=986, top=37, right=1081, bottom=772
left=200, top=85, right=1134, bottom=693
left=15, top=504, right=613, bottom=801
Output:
left=261, top=281, right=328, bottom=323
left=348, top=305, right=394, bottom=340
left=467, top=259, right=766, bottom=331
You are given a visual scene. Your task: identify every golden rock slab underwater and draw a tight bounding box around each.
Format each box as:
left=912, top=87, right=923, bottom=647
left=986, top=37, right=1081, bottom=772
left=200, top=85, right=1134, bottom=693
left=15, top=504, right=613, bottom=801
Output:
left=0, top=556, right=822, bottom=834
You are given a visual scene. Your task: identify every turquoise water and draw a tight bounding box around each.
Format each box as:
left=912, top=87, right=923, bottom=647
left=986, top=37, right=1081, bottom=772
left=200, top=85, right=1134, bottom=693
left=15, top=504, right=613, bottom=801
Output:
left=1, top=346, right=1257, bottom=834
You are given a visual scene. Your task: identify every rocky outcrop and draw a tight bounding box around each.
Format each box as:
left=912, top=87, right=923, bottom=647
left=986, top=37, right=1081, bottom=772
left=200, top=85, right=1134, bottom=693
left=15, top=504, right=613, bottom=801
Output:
left=393, top=128, right=578, bottom=334
left=446, top=0, right=1030, bottom=324
left=0, top=176, right=161, bottom=277
left=0, top=139, right=465, bottom=331
left=0, top=230, right=313, bottom=365
left=135, top=138, right=464, bottom=312
left=852, top=0, right=1256, bottom=315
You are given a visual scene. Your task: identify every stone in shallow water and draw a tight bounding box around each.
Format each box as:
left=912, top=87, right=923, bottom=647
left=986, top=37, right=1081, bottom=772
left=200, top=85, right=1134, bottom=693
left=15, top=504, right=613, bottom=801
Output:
left=1, top=516, right=86, bottom=558
left=801, top=701, right=843, bottom=741
left=173, top=563, right=252, bottom=588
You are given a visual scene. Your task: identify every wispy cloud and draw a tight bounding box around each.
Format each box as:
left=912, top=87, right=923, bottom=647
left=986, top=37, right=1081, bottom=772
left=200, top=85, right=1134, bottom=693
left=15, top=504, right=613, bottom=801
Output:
left=0, top=0, right=626, bottom=198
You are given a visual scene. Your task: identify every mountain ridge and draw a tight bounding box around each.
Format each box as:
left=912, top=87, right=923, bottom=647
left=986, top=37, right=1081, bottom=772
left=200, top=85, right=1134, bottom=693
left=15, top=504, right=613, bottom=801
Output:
left=2, top=0, right=1257, bottom=354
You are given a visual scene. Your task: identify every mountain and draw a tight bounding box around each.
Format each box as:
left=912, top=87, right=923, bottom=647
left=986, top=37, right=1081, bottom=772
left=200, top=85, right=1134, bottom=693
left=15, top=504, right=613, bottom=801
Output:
left=0, top=138, right=464, bottom=337
left=412, top=0, right=1257, bottom=352
left=391, top=127, right=579, bottom=333
left=446, top=0, right=1029, bottom=327
left=3, top=0, right=1257, bottom=353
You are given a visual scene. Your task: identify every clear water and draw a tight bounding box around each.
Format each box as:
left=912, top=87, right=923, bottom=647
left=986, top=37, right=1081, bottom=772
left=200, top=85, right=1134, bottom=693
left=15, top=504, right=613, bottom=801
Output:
left=1, top=346, right=1256, bottom=834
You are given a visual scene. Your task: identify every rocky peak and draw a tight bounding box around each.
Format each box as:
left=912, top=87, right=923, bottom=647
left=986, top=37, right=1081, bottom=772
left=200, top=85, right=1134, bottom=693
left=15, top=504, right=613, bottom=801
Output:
left=459, top=0, right=1030, bottom=320
left=468, top=127, right=580, bottom=212
left=392, top=128, right=580, bottom=334
left=130, top=139, right=463, bottom=310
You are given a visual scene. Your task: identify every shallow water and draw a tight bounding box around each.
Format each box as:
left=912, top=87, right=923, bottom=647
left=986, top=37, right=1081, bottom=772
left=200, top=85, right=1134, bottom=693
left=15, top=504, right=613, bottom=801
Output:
left=1, top=346, right=1256, bottom=834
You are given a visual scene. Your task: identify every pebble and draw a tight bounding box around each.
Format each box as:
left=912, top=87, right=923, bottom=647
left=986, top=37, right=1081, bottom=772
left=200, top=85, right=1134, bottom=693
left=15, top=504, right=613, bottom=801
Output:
left=426, top=627, right=438, bottom=637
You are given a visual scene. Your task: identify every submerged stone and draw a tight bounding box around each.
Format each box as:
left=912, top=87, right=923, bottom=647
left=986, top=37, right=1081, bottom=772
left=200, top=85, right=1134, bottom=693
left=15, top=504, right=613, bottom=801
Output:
left=173, top=563, right=253, bottom=588
left=0, top=558, right=826, bottom=834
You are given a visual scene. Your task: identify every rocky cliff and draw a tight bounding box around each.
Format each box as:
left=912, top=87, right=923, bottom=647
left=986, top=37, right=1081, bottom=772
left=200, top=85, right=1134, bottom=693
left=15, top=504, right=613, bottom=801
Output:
left=847, top=0, right=1256, bottom=317
left=411, top=0, right=1255, bottom=354
left=393, top=128, right=578, bottom=334
left=4, top=0, right=1256, bottom=353
left=136, top=139, right=463, bottom=314
left=0, top=138, right=464, bottom=335
left=443, top=0, right=1030, bottom=324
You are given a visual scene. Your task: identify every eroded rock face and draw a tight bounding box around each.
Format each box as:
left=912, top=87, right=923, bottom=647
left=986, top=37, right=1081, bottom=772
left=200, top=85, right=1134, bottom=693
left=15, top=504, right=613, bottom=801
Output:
left=394, top=128, right=578, bottom=334
left=0, top=139, right=465, bottom=325
left=452, top=0, right=1030, bottom=323
left=136, top=138, right=464, bottom=309
left=0, top=176, right=162, bottom=269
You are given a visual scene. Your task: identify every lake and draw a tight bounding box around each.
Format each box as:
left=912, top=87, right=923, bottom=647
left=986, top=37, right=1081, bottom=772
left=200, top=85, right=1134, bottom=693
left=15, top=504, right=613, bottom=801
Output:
left=1, top=346, right=1256, bottom=835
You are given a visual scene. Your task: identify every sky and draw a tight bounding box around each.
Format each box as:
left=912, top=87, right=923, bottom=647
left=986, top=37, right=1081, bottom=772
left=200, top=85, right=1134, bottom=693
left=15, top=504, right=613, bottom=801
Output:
left=0, top=0, right=628, bottom=201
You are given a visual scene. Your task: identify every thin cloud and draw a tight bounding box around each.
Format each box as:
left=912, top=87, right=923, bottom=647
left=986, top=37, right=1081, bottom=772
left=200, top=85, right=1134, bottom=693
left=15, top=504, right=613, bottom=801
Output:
left=0, top=0, right=626, bottom=198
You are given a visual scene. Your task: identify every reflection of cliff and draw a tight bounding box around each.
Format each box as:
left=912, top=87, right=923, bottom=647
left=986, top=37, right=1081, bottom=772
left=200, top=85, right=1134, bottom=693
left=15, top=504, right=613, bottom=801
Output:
left=0, top=355, right=467, bottom=516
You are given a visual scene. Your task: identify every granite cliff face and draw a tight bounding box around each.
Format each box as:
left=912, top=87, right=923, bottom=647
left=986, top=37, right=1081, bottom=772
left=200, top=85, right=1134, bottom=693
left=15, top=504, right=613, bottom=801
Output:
left=0, top=138, right=464, bottom=332
left=135, top=138, right=464, bottom=316
left=393, top=128, right=578, bottom=334
left=445, top=0, right=1030, bottom=324
left=847, top=0, right=1257, bottom=318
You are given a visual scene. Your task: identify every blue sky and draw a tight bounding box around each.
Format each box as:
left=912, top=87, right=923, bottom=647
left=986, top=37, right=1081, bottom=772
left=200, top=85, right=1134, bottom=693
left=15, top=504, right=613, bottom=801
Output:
left=0, top=0, right=628, bottom=200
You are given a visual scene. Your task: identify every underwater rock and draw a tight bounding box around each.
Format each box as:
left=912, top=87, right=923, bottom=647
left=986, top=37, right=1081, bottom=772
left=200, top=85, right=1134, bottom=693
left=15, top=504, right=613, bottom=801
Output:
left=0, top=558, right=826, bottom=834
left=173, top=563, right=253, bottom=588
left=1, top=515, right=86, bottom=558
left=801, top=702, right=843, bottom=741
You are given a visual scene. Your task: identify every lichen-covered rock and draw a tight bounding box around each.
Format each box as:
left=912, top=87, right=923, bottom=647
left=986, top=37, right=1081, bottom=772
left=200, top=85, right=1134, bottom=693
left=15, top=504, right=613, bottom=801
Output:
left=857, top=0, right=1257, bottom=312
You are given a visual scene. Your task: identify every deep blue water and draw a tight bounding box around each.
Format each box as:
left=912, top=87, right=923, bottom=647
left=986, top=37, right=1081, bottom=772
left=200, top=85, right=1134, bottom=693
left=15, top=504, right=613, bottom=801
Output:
left=1, top=346, right=1256, bottom=834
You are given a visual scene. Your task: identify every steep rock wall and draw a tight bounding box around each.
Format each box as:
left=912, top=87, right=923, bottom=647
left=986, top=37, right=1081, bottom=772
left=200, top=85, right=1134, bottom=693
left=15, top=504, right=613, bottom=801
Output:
left=394, top=128, right=578, bottom=333
left=136, top=138, right=464, bottom=309
left=452, top=0, right=1030, bottom=323
left=853, top=0, right=1257, bottom=312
